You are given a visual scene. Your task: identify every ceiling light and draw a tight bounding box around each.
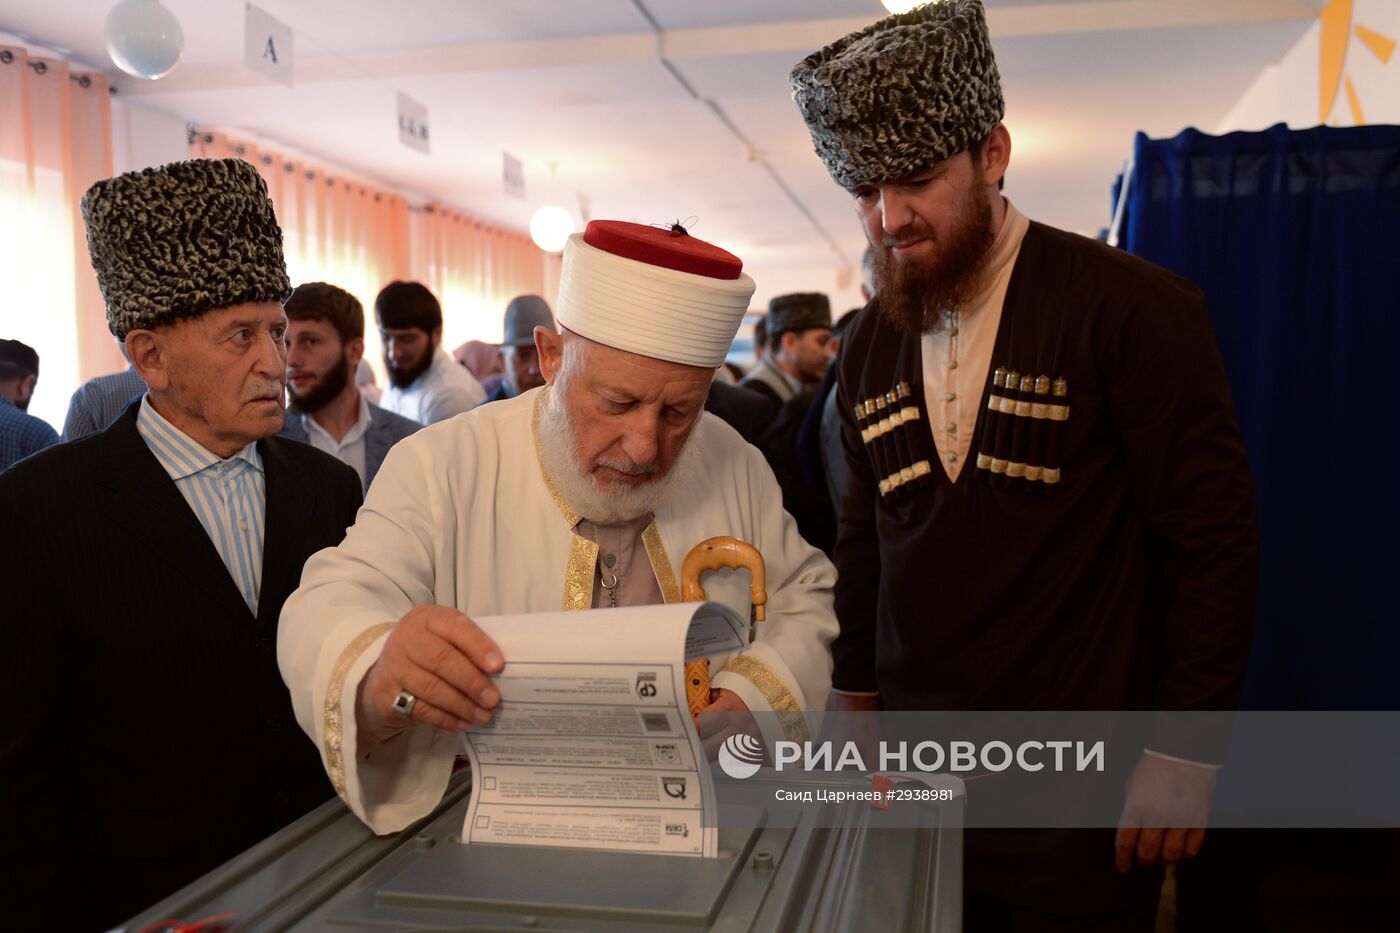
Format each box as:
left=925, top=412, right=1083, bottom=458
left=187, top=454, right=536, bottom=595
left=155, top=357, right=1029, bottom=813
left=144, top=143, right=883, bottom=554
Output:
left=530, top=161, right=576, bottom=253
left=104, top=0, right=185, bottom=80
left=529, top=206, right=575, bottom=253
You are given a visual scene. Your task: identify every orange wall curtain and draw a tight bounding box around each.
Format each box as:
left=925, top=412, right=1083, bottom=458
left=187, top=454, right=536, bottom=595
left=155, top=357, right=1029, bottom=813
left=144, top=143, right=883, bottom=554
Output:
left=409, top=204, right=546, bottom=350
left=191, top=129, right=543, bottom=376
left=0, top=46, right=113, bottom=431
left=189, top=129, right=413, bottom=313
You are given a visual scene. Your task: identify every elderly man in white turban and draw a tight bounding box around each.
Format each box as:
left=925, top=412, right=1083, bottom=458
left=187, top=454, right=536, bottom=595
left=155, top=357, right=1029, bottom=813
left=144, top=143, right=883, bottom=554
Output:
left=279, top=220, right=838, bottom=833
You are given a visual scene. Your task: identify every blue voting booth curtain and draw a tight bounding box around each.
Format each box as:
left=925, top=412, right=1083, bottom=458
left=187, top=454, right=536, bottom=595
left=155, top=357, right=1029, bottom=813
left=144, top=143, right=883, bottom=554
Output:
left=1122, top=123, right=1400, bottom=710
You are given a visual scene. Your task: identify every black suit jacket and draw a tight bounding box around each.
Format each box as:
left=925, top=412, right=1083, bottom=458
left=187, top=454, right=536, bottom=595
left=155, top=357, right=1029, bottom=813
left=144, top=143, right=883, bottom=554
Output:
left=0, top=404, right=362, bottom=931
left=704, top=381, right=777, bottom=447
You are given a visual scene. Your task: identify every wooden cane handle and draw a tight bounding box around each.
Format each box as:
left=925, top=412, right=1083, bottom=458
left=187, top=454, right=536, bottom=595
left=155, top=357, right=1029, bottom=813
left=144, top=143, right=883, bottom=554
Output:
left=680, top=536, right=767, bottom=717
left=680, top=536, right=767, bottom=621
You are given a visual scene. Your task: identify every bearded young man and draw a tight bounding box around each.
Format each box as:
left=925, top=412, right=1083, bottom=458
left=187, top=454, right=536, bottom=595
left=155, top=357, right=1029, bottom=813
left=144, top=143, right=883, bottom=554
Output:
left=375, top=279, right=485, bottom=425
left=792, top=2, right=1258, bottom=929
left=278, top=220, right=838, bottom=834
left=281, top=282, right=421, bottom=491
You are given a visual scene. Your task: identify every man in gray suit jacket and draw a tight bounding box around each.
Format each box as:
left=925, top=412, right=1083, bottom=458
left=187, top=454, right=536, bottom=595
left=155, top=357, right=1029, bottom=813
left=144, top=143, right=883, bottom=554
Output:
left=281, top=282, right=420, bottom=491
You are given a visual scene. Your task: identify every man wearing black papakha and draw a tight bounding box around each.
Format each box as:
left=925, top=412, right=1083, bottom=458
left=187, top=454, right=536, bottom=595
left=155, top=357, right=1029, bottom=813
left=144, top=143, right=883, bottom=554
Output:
left=791, top=1, right=1259, bottom=929
left=0, top=158, right=362, bottom=930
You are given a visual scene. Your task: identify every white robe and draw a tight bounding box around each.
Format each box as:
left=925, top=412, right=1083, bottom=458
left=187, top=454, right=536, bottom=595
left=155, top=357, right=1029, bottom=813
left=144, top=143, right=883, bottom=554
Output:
left=278, top=388, right=838, bottom=834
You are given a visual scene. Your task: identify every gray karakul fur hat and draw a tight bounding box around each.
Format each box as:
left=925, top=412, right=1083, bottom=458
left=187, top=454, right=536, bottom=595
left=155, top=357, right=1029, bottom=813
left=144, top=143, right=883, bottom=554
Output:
left=81, top=157, right=291, bottom=339
left=790, top=0, right=1004, bottom=190
left=767, top=292, right=832, bottom=336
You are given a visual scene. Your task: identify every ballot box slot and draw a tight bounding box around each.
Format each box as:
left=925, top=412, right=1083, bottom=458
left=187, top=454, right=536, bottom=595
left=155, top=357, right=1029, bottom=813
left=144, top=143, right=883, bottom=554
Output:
left=371, top=824, right=765, bottom=924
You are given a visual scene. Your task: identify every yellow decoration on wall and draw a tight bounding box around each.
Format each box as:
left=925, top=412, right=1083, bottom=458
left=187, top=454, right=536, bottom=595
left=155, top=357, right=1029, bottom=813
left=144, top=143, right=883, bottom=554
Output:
left=1354, top=25, right=1395, bottom=64
left=1318, top=0, right=1397, bottom=126
left=1344, top=76, right=1365, bottom=124
left=1319, top=0, right=1354, bottom=123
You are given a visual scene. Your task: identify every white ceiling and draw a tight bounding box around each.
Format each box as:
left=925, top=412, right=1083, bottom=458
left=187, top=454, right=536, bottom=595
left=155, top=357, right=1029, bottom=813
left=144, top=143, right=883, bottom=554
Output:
left=2, top=0, right=1322, bottom=286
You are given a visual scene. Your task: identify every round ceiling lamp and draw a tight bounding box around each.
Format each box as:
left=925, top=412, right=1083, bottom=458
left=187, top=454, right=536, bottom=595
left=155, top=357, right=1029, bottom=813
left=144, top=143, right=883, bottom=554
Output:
left=104, top=0, right=185, bottom=80
left=880, top=1, right=924, bottom=13
left=529, top=205, right=575, bottom=254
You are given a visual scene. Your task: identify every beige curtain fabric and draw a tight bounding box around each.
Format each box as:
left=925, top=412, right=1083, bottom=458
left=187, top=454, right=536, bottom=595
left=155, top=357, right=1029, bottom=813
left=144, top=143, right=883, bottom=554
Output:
left=0, top=45, right=113, bottom=429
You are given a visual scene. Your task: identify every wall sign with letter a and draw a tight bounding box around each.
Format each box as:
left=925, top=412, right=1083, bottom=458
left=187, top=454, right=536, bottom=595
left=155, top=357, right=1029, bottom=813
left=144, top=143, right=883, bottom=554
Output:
left=245, top=3, right=294, bottom=87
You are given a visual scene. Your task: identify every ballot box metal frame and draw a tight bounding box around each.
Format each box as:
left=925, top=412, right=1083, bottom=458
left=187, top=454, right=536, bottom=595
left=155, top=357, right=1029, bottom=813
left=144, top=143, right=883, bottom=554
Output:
left=125, top=770, right=963, bottom=931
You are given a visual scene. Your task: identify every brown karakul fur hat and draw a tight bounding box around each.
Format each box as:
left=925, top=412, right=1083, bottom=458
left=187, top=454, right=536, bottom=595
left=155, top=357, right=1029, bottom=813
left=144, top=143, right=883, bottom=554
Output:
left=80, top=158, right=291, bottom=339
left=790, top=0, right=1005, bottom=189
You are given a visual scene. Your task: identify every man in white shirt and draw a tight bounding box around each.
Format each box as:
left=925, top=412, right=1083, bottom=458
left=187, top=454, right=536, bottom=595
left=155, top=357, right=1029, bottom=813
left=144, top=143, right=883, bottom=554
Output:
left=375, top=280, right=484, bottom=424
left=281, top=282, right=421, bottom=491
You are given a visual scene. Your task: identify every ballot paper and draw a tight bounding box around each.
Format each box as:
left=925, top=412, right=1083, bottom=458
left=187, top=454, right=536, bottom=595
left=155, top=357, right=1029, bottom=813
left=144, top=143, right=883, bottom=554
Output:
left=459, top=601, right=748, bottom=858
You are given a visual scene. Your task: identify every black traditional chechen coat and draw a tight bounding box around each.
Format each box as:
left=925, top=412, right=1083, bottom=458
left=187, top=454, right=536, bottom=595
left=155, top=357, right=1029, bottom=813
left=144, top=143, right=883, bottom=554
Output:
left=833, top=222, right=1260, bottom=732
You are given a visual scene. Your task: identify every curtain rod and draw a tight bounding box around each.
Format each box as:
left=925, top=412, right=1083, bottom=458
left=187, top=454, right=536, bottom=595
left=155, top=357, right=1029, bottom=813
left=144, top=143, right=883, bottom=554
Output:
left=1, top=48, right=108, bottom=91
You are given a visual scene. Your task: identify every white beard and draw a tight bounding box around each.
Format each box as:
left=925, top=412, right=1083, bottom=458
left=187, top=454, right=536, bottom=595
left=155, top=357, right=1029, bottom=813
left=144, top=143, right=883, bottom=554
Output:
left=536, top=385, right=705, bottom=525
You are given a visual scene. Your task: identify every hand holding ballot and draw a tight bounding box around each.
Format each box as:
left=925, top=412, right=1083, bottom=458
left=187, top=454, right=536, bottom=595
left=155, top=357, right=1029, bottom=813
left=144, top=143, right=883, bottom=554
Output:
left=356, top=605, right=505, bottom=753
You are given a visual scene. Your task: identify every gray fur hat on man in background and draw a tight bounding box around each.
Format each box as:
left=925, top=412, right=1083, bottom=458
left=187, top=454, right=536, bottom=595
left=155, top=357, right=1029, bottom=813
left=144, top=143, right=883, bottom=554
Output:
left=767, top=292, right=832, bottom=338
left=80, top=158, right=291, bottom=339
left=789, top=0, right=1004, bottom=190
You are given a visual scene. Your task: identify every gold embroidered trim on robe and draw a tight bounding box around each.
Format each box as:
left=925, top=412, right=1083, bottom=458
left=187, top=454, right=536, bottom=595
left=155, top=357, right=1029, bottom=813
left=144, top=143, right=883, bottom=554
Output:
left=562, top=536, right=599, bottom=611
left=641, top=523, right=682, bottom=604
left=721, top=654, right=809, bottom=743
left=324, top=621, right=396, bottom=801
left=532, top=393, right=580, bottom=523
left=531, top=390, right=603, bottom=610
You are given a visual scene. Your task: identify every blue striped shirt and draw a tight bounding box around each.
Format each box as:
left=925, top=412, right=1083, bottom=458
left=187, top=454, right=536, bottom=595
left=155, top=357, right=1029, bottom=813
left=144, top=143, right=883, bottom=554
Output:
left=62, top=365, right=148, bottom=440
left=136, top=396, right=267, bottom=614
left=0, top=395, right=59, bottom=473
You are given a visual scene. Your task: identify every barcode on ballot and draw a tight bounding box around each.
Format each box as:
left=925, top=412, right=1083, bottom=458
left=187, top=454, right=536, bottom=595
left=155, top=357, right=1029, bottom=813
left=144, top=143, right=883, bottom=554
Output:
left=641, top=712, right=670, bottom=732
